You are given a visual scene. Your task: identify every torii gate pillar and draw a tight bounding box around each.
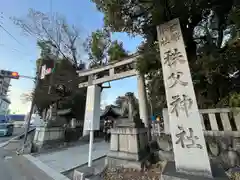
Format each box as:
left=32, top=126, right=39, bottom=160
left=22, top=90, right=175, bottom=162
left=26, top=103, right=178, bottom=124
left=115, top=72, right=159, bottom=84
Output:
left=137, top=74, right=149, bottom=127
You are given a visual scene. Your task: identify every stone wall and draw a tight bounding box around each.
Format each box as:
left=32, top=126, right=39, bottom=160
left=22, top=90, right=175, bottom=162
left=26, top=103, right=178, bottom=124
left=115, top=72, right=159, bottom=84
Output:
left=64, top=127, right=83, bottom=142
left=154, top=133, right=240, bottom=170
left=32, top=126, right=65, bottom=152
left=13, top=121, right=24, bottom=128
left=32, top=124, right=104, bottom=152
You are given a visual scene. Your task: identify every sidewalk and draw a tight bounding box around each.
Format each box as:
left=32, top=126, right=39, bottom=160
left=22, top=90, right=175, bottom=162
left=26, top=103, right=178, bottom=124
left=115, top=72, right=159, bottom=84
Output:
left=0, top=149, right=56, bottom=180
left=33, top=140, right=109, bottom=173
left=8, top=155, right=56, bottom=180
left=24, top=154, right=70, bottom=180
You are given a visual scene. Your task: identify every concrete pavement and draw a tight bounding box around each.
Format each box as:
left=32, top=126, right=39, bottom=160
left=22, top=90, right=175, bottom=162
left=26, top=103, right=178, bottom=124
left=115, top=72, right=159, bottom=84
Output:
left=24, top=154, right=70, bottom=180
left=0, top=131, right=109, bottom=180
left=34, top=141, right=109, bottom=173
left=1, top=130, right=70, bottom=180
left=0, top=148, right=55, bottom=180
left=0, top=127, right=25, bottom=143
left=0, top=127, right=26, bottom=148
left=0, top=127, right=35, bottom=148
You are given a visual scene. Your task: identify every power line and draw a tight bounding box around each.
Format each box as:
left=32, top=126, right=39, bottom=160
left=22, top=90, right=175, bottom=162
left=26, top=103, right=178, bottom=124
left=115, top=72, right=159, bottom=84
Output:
left=0, top=24, right=23, bottom=46
left=0, top=43, right=33, bottom=61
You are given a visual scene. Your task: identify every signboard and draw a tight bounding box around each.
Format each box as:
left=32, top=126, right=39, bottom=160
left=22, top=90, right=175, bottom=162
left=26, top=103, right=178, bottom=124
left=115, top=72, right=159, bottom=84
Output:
left=40, top=65, right=52, bottom=80
left=151, top=115, right=156, bottom=121
left=157, top=18, right=212, bottom=177
left=83, top=85, right=101, bottom=131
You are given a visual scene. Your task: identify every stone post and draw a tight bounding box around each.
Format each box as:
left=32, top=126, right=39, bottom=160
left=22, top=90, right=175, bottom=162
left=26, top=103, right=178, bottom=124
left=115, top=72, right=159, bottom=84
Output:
left=137, top=74, right=149, bottom=127
left=162, top=108, right=170, bottom=134
left=126, top=93, right=134, bottom=122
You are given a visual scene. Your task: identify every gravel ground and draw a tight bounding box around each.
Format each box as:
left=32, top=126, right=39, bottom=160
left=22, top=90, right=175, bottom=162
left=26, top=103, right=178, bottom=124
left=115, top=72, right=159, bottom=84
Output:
left=101, top=161, right=166, bottom=180
left=100, top=163, right=240, bottom=180
left=226, top=168, right=240, bottom=180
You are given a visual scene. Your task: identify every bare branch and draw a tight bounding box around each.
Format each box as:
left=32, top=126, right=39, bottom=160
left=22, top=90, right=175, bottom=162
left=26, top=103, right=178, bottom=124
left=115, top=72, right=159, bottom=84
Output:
left=11, top=9, right=84, bottom=65
left=21, top=91, right=33, bottom=103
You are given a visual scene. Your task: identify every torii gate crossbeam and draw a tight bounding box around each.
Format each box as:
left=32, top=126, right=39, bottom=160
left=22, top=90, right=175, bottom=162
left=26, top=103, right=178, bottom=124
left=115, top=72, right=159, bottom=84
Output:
left=77, top=54, right=139, bottom=88
left=78, top=53, right=149, bottom=130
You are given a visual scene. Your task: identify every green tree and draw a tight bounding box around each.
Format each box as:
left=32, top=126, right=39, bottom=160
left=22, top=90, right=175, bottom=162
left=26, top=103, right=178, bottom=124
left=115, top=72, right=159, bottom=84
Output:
left=85, top=29, right=129, bottom=67
left=91, top=0, right=240, bottom=109
left=21, top=40, right=56, bottom=105
left=229, top=92, right=240, bottom=107
left=84, top=29, right=129, bottom=91
left=85, top=29, right=111, bottom=68
left=108, top=40, right=128, bottom=62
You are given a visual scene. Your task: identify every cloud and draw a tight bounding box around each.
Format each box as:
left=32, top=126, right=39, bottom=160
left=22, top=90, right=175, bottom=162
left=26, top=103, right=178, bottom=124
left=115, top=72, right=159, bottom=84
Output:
left=8, top=87, right=31, bottom=114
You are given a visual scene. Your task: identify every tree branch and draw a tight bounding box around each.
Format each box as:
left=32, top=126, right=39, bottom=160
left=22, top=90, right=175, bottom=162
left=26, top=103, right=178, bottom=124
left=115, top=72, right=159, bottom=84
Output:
left=41, top=24, right=68, bottom=60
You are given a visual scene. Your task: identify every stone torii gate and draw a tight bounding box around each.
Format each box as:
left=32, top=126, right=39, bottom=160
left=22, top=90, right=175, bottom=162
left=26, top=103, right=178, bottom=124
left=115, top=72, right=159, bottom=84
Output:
left=77, top=54, right=149, bottom=135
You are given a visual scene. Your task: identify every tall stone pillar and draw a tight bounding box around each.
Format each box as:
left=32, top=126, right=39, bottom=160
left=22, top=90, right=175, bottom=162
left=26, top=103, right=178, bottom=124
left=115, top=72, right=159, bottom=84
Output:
left=82, top=128, right=89, bottom=136
left=137, top=74, right=149, bottom=127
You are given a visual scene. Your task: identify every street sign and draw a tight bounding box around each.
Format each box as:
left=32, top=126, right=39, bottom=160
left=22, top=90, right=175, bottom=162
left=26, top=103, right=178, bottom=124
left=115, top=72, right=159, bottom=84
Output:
left=151, top=115, right=156, bottom=121
left=84, top=85, right=101, bottom=131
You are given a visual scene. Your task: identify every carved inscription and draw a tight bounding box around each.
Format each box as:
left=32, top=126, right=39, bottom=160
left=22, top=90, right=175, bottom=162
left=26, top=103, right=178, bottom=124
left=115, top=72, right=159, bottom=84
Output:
left=175, top=126, right=203, bottom=149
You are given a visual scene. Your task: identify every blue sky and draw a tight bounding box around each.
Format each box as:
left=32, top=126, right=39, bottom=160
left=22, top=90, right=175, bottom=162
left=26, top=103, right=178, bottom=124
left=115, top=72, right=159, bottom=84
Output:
left=0, top=0, right=143, bottom=113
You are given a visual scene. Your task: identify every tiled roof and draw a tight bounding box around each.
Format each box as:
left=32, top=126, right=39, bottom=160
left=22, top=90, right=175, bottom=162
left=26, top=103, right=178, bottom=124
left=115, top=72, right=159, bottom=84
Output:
left=100, top=105, right=122, bottom=117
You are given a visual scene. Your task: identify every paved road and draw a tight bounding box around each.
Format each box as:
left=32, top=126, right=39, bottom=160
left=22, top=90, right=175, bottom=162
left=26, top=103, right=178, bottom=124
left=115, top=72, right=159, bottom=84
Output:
left=0, top=127, right=25, bottom=143
left=0, top=148, right=54, bottom=180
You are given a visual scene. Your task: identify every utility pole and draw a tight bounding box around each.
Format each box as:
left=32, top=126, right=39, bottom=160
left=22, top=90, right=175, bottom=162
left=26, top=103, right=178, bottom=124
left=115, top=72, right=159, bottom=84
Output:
left=21, top=62, right=55, bottom=153
left=0, top=69, right=37, bottom=153
left=21, top=73, right=39, bottom=153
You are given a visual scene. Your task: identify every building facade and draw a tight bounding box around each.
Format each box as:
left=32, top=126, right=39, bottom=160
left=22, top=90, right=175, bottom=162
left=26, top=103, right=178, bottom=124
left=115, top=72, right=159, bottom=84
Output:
left=0, top=77, right=11, bottom=114
left=0, top=77, right=10, bottom=96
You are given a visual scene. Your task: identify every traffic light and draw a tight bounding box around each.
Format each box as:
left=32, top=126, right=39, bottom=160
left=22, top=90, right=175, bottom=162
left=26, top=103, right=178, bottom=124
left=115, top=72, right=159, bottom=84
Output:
left=0, top=70, right=20, bottom=79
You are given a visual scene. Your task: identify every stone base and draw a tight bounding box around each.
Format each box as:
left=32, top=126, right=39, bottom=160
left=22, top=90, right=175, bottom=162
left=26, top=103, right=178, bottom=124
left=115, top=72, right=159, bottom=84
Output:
left=73, top=167, right=95, bottom=180
left=162, top=161, right=229, bottom=180
left=107, top=127, right=149, bottom=170
left=32, top=126, right=65, bottom=152
left=116, top=118, right=145, bottom=128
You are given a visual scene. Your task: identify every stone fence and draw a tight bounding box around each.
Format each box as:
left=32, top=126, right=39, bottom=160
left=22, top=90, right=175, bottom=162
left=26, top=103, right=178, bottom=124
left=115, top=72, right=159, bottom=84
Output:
left=161, top=108, right=240, bottom=135
left=151, top=108, right=240, bottom=169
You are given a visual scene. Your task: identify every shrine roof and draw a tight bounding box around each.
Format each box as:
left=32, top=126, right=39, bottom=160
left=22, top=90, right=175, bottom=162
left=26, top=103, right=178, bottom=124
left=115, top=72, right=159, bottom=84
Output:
left=100, top=105, right=122, bottom=118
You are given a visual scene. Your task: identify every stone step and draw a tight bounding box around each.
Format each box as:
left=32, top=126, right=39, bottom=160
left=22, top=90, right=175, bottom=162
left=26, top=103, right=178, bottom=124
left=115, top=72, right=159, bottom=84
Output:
left=73, top=169, right=103, bottom=180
